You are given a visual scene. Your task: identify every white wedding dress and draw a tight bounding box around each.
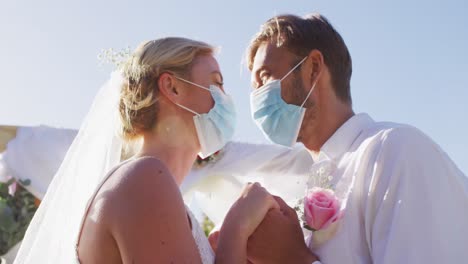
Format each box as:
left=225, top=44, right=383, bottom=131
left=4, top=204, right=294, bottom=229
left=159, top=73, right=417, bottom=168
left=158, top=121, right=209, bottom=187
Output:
left=186, top=207, right=216, bottom=264
left=75, top=158, right=215, bottom=264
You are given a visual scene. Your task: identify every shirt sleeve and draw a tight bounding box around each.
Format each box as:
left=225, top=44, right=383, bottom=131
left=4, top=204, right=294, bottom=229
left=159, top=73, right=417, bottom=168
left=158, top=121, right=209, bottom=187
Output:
left=364, top=126, right=468, bottom=264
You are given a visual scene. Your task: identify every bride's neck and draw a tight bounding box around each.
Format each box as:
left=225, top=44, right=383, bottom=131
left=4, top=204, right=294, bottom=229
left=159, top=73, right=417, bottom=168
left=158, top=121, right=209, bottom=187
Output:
left=137, top=132, right=198, bottom=186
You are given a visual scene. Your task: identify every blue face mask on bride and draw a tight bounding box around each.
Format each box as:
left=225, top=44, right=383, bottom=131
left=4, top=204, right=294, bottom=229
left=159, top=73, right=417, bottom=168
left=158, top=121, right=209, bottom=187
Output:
left=250, top=57, right=317, bottom=147
left=174, top=76, right=236, bottom=158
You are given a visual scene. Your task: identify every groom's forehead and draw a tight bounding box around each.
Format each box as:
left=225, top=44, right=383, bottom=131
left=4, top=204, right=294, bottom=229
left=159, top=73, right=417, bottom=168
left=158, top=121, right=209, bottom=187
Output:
left=252, top=42, right=293, bottom=72
left=250, top=43, right=295, bottom=88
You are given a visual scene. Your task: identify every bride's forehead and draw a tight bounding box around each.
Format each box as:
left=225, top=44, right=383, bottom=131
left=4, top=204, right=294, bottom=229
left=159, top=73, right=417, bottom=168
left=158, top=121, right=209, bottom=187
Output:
left=191, top=54, right=220, bottom=74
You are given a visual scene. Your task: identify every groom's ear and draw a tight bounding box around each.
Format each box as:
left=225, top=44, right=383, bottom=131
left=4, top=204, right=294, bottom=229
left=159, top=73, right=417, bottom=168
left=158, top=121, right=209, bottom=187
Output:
left=158, top=72, right=180, bottom=103
left=306, top=50, right=325, bottom=85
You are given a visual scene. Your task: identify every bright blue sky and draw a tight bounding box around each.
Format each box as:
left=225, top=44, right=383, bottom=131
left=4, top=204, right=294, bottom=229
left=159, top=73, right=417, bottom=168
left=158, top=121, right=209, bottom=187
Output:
left=1, top=0, right=467, bottom=173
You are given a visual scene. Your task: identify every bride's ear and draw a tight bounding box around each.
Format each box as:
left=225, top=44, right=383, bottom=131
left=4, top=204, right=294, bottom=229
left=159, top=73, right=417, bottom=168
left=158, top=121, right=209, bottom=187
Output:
left=158, top=72, right=180, bottom=104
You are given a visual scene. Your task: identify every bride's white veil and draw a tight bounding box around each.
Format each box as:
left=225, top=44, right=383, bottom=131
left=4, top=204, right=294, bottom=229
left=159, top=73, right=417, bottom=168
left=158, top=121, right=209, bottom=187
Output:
left=14, top=71, right=125, bottom=263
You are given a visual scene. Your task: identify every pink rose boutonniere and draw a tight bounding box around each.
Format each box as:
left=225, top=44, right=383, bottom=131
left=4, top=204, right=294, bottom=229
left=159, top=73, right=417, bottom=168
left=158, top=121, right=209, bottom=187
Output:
left=304, top=187, right=342, bottom=231
left=300, top=187, right=343, bottom=248
left=294, top=159, right=344, bottom=248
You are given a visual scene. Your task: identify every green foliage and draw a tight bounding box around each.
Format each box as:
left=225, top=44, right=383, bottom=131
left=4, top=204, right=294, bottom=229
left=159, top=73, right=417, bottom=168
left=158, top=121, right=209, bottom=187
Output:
left=202, top=216, right=215, bottom=237
left=0, top=180, right=37, bottom=255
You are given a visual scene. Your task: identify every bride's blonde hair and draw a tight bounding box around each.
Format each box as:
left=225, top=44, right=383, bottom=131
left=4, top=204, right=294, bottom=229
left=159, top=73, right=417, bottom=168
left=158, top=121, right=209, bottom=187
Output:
left=119, top=37, right=214, bottom=141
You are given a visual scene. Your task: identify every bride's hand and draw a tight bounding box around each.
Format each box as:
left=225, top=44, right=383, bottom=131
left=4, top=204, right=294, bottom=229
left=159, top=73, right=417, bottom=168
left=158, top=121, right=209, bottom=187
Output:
left=223, top=182, right=279, bottom=239
left=215, top=183, right=278, bottom=263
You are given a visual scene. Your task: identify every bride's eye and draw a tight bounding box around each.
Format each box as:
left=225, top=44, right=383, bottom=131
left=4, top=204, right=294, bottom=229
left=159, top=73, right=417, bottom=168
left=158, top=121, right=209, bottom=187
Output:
left=214, top=81, right=224, bottom=89
left=211, top=74, right=224, bottom=89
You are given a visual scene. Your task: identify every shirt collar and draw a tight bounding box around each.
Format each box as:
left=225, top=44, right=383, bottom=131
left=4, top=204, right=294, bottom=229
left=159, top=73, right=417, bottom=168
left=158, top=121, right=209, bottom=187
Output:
left=310, top=113, right=374, bottom=162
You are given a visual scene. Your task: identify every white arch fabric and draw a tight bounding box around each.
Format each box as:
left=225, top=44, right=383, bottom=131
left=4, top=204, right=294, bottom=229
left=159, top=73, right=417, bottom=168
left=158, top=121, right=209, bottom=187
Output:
left=0, top=126, right=76, bottom=199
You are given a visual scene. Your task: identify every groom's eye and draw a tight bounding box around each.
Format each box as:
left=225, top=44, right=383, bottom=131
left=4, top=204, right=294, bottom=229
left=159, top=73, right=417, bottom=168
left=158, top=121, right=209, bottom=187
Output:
left=260, top=72, right=270, bottom=85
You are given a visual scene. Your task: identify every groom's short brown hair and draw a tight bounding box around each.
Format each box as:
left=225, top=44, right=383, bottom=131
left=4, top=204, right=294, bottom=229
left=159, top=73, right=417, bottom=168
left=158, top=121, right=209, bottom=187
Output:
left=247, top=13, right=353, bottom=104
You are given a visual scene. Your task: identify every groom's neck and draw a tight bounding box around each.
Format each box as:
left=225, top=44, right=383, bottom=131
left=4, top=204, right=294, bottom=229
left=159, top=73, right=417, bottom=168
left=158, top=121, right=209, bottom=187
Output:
left=301, top=98, right=354, bottom=153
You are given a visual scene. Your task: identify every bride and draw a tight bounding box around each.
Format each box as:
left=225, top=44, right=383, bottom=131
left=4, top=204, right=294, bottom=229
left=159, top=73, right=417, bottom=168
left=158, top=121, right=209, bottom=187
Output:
left=14, top=37, right=279, bottom=263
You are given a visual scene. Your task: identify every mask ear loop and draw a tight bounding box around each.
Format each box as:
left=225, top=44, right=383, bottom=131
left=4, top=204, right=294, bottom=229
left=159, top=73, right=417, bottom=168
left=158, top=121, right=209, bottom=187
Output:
left=174, top=76, right=211, bottom=91
left=278, top=56, right=315, bottom=108
left=175, top=102, right=200, bottom=116
left=300, top=80, right=318, bottom=108
left=280, top=56, right=308, bottom=82
left=171, top=76, right=210, bottom=116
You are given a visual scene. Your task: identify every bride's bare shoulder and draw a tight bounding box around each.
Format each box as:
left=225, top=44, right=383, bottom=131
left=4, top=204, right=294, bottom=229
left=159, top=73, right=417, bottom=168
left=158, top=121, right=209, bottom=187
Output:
left=100, top=156, right=185, bottom=224
left=114, top=157, right=176, bottom=191
left=92, top=157, right=200, bottom=261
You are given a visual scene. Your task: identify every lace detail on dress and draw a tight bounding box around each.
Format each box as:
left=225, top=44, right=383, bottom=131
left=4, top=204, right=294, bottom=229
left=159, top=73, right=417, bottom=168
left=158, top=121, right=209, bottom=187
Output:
left=186, top=206, right=215, bottom=264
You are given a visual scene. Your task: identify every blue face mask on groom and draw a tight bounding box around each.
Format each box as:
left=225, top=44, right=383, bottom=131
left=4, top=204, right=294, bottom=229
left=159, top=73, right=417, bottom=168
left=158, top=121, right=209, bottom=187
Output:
left=250, top=57, right=317, bottom=147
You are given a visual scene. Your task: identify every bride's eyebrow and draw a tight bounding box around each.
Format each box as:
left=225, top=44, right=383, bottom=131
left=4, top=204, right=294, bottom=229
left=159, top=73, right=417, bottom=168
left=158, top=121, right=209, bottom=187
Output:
left=211, top=71, right=224, bottom=83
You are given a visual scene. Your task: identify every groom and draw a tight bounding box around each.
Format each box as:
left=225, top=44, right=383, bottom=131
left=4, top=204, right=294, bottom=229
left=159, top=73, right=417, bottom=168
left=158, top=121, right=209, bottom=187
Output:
left=243, top=13, right=468, bottom=263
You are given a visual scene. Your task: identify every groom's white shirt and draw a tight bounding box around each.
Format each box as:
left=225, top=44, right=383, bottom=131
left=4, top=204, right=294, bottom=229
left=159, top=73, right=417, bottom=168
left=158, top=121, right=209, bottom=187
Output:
left=310, top=113, right=468, bottom=263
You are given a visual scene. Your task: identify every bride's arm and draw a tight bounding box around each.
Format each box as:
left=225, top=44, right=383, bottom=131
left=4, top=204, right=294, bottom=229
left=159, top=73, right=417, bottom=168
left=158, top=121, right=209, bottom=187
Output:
left=104, top=158, right=202, bottom=263
left=215, top=223, right=248, bottom=264
left=214, top=183, right=280, bottom=264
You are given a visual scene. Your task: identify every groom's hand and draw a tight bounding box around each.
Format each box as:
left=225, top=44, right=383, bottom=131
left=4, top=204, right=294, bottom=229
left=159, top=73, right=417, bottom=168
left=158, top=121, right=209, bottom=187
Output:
left=208, top=230, right=220, bottom=252
left=246, top=196, right=318, bottom=264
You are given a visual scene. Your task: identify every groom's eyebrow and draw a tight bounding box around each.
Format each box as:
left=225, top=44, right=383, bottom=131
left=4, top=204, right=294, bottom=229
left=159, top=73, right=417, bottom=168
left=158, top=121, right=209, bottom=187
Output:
left=254, top=66, right=268, bottom=77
